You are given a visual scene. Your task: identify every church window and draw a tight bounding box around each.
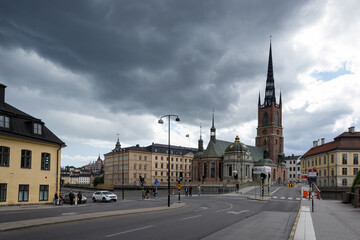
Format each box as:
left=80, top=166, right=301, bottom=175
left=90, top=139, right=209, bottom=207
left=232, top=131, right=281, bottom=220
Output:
left=211, top=162, right=215, bottom=178
left=275, top=112, right=279, bottom=126
left=219, top=163, right=222, bottom=179
left=228, top=165, right=232, bottom=177
left=263, top=112, right=268, bottom=126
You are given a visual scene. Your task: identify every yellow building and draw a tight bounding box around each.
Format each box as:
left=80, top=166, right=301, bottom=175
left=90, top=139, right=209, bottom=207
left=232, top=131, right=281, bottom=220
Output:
left=104, top=139, right=196, bottom=187
left=0, top=84, right=65, bottom=205
left=301, top=127, right=360, bottom=187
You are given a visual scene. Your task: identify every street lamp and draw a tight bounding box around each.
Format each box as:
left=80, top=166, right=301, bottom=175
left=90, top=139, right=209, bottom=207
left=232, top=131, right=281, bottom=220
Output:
left=158, top=114, right=180, bottom=207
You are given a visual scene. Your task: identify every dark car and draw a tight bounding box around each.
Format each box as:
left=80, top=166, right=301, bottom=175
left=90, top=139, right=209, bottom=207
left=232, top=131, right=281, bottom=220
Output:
left=62, top=192, right=87, bottom=204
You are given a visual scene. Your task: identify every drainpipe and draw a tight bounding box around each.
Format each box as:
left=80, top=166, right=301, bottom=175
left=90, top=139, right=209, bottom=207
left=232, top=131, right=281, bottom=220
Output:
left=56, top=144, right=63, bottom=204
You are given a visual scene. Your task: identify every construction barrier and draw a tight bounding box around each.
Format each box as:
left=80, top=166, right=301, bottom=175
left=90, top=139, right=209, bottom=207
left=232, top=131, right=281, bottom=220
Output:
left=303, top=190, right=309, bottom=198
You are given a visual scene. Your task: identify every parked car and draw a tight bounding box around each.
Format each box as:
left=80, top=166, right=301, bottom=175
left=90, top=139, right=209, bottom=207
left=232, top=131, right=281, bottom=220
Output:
left=63, top=192, right=87, bottom=204
left=92, top=191, right=117, bottom=202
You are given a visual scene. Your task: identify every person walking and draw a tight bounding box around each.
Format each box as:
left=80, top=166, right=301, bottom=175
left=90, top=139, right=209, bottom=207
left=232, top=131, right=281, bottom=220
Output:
left=185, top=187, right=188, bottom=197
left=69, top=191, right=74, bottom=205
left=54, top=193, right=58, bottom=205
left=77, top=191, right=82, bottom=204
left=198, top=185, right=201, bottom=196
left=189, top=186, right=192, bottom=196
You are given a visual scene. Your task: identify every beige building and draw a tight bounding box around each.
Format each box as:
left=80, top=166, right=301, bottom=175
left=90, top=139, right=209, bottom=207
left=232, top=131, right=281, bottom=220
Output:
left=104, top=139, right=196, bottom=187
left=0, top=84, right=65, bottom=205
left=301, top=127, right=360, bottom=187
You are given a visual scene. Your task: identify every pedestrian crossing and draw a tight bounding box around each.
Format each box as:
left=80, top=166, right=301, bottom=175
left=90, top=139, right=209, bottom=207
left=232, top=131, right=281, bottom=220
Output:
left=272, top=196, right=300, bottom=201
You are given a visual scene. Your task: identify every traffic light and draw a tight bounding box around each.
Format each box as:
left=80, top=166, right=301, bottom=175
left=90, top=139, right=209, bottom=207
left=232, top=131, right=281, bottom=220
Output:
left=202, top=176, right=205, bottom=183
left=260, top=173, right=267, bottom=180
left=268, top=172, right=271, bottom=179
left=179, top=172, right=183, bottom=181
left=234, top=173, right=238, bottom=180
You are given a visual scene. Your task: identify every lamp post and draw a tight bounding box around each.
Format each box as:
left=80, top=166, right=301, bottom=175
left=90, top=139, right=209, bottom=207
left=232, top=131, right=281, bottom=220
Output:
left=158, top=114, right=180, bottom=207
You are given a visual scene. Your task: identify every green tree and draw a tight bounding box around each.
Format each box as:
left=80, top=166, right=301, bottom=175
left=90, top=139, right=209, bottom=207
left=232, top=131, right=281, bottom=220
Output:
left=93, top=175, right=104, bottom=187
left=351, top=171, right=360, bottom=192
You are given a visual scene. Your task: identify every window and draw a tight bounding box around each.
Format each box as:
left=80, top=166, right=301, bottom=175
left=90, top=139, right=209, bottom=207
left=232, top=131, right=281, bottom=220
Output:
left=133, top=155, right=137, bottom=160
left=176, top=165, right=178, bottom=170
left=34, top=123, right=42, bottom=134
left=155, top=171, right=158, bottom=176
left=139, top=164, right=142, bottom=170
left=319, top=170, right=321, bottom=177
left=342, top=179, right=347, bottom=186
left=331, top=154, right=334, bottom=163
left=275, top=112, right=279, bottom=126
left=155, top=156, right=158, bottom=160
left=134, top=164, right=136, bottom=170
left=315, top=158, right=317, bottom=166
left=263, top=112, right=268, bottom=126
left=312, top=159, right=314, bottom=167
left=331, top=168, right=334, bottom=176
left=0, top=115, right=9, bottom=128
left=139, top=156, right=142, bottom=160
left=39, top=185, right=49, bottom=201
left=324, top=169, right=327, bottom=176
left=134, top=173, right=136, bottom=178
left=342, top=168, right=347, bottom=175
left=228, top=165, right=232, bottom=177
left=342, top=154, right=347, bottom=164
left=161, top=156, right=163, bottom=160
left=155, top=163, right=158, bottom=168
left=18, top=185, right=29, bottom=202
left=210, top=162, right=215, bottom=178
left=41, top=153, right=50, bottom=170
left=319, top=157, right=321, bottom=165
left=144, top=156, right=147, bottom=161
left=324, top=156, right=326, bottom=165
left=354, top=154, right=358, bottom=165
left=354, top=168, right=358, bottom=175
left=0, top=146, right=10, bottom=167
left=203, top=163, right=207, bottom=178
left=176, top=158, right=178, bottom=162
left=161, top=163, right=164, bottom=169
left=21, top=150, right=31, bottom=169
left=0, top=183, right=6, bottom=202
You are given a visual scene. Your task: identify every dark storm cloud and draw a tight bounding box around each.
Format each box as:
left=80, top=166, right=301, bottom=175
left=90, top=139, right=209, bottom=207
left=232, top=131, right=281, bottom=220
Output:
left=0, top=0, right=310, bottom=126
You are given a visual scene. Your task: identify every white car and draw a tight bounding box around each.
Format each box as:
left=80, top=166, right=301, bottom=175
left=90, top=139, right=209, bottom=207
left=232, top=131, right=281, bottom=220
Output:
left=92, top=191, right=118, bottom=202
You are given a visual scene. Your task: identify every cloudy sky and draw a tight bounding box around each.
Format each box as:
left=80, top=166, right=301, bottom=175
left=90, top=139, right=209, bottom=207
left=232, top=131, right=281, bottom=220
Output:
left=1, top=0, right=359, bottom=167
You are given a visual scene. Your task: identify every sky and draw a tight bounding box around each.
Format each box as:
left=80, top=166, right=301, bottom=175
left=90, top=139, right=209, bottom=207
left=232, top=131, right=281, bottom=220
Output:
left=0, top=0, right=359, bottom=167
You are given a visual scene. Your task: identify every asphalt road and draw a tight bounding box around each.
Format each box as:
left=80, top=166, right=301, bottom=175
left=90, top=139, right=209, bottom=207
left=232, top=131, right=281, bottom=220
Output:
left=0, top=186, right=301, bottom=240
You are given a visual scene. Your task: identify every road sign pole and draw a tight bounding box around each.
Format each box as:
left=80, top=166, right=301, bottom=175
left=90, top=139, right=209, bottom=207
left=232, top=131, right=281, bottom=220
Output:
left=268, top=177, right=270, bottom=196
left=262, top=179, right=264, bottom=199
left=178, top=188, right=180, bottom=203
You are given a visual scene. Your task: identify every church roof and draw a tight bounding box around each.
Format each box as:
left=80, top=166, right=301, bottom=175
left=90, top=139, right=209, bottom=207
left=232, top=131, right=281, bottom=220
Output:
left=202, top=139, right=232, bottom=158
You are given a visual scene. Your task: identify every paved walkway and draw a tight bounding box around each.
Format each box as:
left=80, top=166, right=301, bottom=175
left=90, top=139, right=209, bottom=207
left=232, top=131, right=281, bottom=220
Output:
left=293, top=189, right=360, bottom=240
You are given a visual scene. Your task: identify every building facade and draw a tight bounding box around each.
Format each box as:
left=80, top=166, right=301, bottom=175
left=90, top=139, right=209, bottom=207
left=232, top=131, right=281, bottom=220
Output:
left=285, top=154, right=301, bottom=182
left=0, top=84, right=65, bottom=205
left=104, top=139, right=196, bottom=187
left=301, top=127, right=360, bottom=187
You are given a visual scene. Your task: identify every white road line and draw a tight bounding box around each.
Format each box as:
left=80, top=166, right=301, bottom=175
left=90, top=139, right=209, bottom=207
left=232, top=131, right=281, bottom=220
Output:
left=215, top=202, right=233, bottom=213
left=61, top=212, right=77, bottom=216
left=296, top=198, right=301, bottom=201
left=288, top=197, right=293, bottom=200
left=106, top=225, right=154, bottom=238
left=273, top=196, right=278, bottom=199
left=280, top=197, right=285, bottom=199
left=270, top=187, right=281, bottom=195
left=181, top=215, right=202, bottom=221
left=227, top=210, right=249, bottom=215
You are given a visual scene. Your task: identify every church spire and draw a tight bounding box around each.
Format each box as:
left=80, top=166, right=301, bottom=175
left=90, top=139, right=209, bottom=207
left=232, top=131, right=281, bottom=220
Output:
left=258, top=91, right=261, bottom=106
left=264, top=40, right=276, bottom=107
left=210, top=108, right=216, bottom=143
left=113, top=134, right=121, bottom=152
left=198, top=123, right=203, bottom=151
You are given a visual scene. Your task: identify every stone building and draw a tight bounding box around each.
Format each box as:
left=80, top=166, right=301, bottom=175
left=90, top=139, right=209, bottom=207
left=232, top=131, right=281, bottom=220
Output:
left=301, top=126, right=360, bottom=187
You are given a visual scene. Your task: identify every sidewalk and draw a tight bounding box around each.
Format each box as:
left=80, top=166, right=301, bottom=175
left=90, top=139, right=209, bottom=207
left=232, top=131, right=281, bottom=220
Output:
left=293, top=191, right=360, bottom=240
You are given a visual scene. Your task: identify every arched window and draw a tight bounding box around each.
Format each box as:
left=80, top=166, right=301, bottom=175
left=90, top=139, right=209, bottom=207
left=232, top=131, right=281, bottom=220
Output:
left=211, top=162, right=216, bottom=178
left=203, top=163, right=207, bottom=178
left=228, top=165, right=232, bottom=177
left=275, top=112, right=279, bottom=126
left=218, top=163, right=222, bottom=179
left=342, top=179, right=347, bottom=186
left=263, top=112, right=268, bottom=126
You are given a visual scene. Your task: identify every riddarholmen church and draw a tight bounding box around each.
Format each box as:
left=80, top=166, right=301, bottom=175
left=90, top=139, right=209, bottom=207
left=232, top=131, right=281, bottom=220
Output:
left=192, top=43, right=287, bottom=184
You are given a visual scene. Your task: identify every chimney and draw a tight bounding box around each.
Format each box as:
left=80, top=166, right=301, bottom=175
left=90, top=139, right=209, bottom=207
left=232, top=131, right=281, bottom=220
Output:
left=313, top=140, right=318, bottom=148
left=321, top=138, right=325, bottom=145
left=349, top=126, right=355, bottom=134
left=0, top=83, right=6, bottom=103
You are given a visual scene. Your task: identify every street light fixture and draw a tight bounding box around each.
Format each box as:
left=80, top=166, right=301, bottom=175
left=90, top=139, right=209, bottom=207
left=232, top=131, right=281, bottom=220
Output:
left=158, top=114, right=180, bottom=207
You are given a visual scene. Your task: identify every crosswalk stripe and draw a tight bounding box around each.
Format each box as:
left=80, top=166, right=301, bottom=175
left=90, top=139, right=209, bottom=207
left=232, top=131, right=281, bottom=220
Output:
left=288, top=197, right=293, bottom=200
left=273, top=196, right=278, bottom=199
left=296, top=198, right=300, bottom=201
left=280, top=197, right=285, bottom=199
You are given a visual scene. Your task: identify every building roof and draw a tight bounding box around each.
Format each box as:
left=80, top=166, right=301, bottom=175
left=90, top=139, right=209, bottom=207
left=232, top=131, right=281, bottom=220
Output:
left=0, top=84, right=65, bottom=146
left=302, top=130, right=360, bottom=158
left=202, top=139, right=232, bottom=158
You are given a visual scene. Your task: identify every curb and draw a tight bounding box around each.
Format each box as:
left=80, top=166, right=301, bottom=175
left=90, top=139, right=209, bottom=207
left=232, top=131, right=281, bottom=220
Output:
left=0, top=203, right=186, bottom=232
left=288, top=200, right=302, bottom=240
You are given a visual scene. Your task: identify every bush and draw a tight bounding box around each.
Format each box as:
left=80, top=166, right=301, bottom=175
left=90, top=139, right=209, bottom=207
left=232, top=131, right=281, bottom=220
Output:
left=93, top=175, right=104, bottom=187
left=351, top=171, right=360, bottom=192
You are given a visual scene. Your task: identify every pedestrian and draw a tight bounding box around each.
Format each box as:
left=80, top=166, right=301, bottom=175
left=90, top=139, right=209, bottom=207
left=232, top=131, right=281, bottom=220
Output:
left=69, top=191, right=74, bottom=205
left=77, top=191, right=82, bottom=204
left=198, top=185, right=201, bottom=196
left=145, top=189, right=150, bottom=199
left=189, top=186, right=192, bottom=196
left=185, top=187, right=188, bottom=197
left=54, top=193, right=58, bottom=205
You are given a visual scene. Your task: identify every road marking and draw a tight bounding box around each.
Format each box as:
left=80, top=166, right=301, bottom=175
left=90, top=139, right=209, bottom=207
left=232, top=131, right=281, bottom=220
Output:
left=61, top=212, right=77, bottom=216
left=215, top=202, right=233, bottom=213
left=273, top=196, right=278, bottom=199
left=296, top=198, right=301, bottom=201
left=227, top=210, right=249, bottom=215
left=280, top=197, right=285, bottom=199
left=288, top=197, right=293, bottom=200
left=181, top=215, right=202, bottom=221
left=196, top=207, right=208, bottom=212
left=106, top=225, right=154, bottom=238
left=270, top=187, right=281, bottom=195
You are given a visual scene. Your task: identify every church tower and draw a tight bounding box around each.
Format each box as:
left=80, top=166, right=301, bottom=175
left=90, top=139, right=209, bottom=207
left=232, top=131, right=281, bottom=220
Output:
left=256, top=42, right=283, bottom=164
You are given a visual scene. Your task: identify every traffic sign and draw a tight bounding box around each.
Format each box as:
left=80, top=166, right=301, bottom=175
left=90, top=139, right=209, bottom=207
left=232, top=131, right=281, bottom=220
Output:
left=177, top=183, right=182, bottom=190
left=154, top=179, right=159, bottom=185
